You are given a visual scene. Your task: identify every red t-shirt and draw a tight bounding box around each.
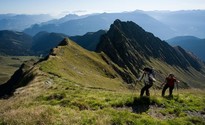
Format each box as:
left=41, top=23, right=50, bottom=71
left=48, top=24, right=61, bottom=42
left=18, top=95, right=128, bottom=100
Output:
left=166, top=77, right=177, bottom=87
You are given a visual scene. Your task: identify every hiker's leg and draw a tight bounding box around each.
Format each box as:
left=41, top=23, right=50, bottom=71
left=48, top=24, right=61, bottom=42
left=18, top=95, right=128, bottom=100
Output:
left=146, top=83, right=153, bottom=96
left=140, top=85, right=147, bottom=97
left=145, top=86, right=149, bottom=96
left=169, top=86, right=174, bottom=96
left=162, top=84, right=169, bottom=96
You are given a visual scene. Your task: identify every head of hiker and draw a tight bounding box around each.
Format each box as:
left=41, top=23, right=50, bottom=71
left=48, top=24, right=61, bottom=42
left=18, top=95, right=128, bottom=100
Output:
left=168, top=73, right=174, bottom=78
left=143, top=67, right=150, bottom=74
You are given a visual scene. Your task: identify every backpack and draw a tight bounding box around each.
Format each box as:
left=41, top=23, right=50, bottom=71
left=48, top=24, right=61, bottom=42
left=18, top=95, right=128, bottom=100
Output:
left=143, top=67, right=156, bottom=82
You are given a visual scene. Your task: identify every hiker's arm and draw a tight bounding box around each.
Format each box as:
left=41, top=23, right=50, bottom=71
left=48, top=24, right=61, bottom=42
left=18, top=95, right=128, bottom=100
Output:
left=161, top=79, right=166, bottom=87
left=174, top=77, right=180, bottom=83
left=149, top=74, right=156, bottom=82
left=137, top=73, right=144, bottom=81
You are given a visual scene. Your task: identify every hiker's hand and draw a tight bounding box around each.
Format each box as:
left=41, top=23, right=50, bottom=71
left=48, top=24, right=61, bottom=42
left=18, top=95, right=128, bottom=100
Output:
left=160, top=83, right=164, bottom=88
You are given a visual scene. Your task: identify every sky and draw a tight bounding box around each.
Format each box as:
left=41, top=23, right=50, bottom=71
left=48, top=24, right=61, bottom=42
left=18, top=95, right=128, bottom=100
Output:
left=0, top=0, right=205, bottom=17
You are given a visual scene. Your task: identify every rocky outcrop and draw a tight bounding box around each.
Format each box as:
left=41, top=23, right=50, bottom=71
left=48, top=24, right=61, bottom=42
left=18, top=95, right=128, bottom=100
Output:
left=0, top=60, right=36, bottom=97
left=96, top=19, right=204, bottom=82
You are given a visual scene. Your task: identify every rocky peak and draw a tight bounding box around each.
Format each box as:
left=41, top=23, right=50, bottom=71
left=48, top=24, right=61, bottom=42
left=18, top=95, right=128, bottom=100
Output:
left=58, top=38, right=69, bottom=46
left=96, top=19, right=204, bottom=82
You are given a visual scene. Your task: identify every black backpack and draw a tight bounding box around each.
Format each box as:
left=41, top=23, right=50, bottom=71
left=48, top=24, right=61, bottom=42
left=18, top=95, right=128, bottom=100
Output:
left=143, top=67, right=156, bottom=82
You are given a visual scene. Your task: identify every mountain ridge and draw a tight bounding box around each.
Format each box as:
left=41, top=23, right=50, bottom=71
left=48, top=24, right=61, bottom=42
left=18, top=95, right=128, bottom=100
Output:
left=24, top=11, right=175, bottom=39
left=70, top=30, right=106, bottom=51
left=97, top=19, right=205, bottom=87
left=145, top=10, right=205, bottom=39
left=0, top=14, right=52, bottom=31
left=0, top=29, right=104, bottom=56
left=167, top=36, right=205, bottom=61
left=0, top=30, right=33, bottom=55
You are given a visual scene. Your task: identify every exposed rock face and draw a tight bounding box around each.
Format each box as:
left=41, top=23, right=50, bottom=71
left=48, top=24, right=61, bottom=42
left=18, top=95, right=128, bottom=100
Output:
left=58, top=38, right=69, bottom=46
left=96, top=19, right=204, bottom=83
left=0, top=60, right=36, bottom=97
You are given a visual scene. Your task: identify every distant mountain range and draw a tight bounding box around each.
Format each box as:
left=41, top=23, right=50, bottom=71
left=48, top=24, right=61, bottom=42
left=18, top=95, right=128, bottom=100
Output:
left=0, top=30, right=104, bottom=56
left=31, top=31, right=67, bottom=55
left=167, top=36, right=205, bottom=61
left=0, top=10, right=204, bottom=40
left=0, top=30, right=65, bottom=56
left=42, top=14, right=87, bottom=25
left=23, top=10, right=205, bottom=40
left=0, top=14, right=52, bottom=31
left=145, top=10, right=205, bottom=39
left=0, top=30, right=33, bottom=55
left=70, top=30, right=106, bottom=51
left=23, top=11, right=175, bottom=39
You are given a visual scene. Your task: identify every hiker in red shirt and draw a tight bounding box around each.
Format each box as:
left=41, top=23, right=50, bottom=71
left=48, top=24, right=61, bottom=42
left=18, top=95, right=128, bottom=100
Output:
left=161, top=73, right=179, bottom=97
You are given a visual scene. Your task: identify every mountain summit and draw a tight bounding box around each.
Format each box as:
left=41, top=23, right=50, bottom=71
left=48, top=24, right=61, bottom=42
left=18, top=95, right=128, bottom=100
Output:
left=97, top=19, right=205, bottom=87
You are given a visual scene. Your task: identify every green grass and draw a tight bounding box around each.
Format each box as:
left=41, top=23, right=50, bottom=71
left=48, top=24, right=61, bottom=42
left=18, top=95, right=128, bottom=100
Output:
left=39, top=40, right=125, bottom=90
left=1, top=75, right=204, bottom=124
left=0, top=39, right=205, bottom=124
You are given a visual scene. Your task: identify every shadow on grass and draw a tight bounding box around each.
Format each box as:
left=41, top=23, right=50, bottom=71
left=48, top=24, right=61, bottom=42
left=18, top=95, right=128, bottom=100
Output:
left=131, top=96, right=151, bottom=113
left=0, top=63, right=35, bottom=99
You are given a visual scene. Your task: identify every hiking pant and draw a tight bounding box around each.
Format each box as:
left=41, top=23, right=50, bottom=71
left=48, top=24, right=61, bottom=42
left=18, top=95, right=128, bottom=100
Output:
left=162, top=84, right=174, bottom=96
left=140, top=82, right=153, bottom=96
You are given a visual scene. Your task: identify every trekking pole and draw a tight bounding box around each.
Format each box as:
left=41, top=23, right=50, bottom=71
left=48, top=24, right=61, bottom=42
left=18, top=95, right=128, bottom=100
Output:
left=154, top=85, right=158, bottom=96
left=130, top=80, right=138, bottom=99
left=128, top=78, right=134, bottom=98
left=176, top=82, right=179, bottom=96
left=153, top=80, right=161, bottom=96
left=131, top=83, right=135, bottom=98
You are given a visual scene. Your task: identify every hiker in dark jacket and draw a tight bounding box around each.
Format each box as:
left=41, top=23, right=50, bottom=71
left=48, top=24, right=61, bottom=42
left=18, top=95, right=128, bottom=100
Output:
left=161, top=73, right=179, bottom=97
left=138, top=67, right=156, bottom=97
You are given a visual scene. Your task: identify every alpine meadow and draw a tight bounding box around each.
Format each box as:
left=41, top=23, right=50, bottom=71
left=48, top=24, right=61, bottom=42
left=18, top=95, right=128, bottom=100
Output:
left=0, top=1, right=205, bottom=125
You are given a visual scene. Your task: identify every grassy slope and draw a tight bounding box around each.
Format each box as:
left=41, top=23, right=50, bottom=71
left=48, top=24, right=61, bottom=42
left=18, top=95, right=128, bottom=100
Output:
left=0, top=39, right=204, bottom=124
left=39, top=39, right=126, bottom=90
left=0, top=77, right=204, bottom=124
left=0, top=56, right=38, bottom=84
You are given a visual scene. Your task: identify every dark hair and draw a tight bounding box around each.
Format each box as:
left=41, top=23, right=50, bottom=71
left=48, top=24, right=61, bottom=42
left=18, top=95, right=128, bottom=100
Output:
left=169, top=73, right=174, bottom=77
left=143, top=67, right=153, bottom=74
